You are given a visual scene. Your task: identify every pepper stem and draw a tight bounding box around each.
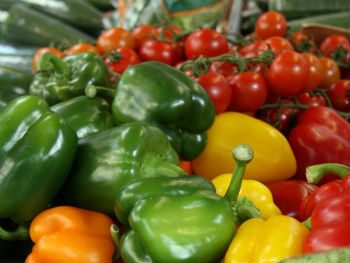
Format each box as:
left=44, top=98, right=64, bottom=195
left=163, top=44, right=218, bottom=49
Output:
left=85, top=84, right=116, bottom=98
left=37, top=52, right=68, bottom=75
left=110, top=224, right=120, bottom=262
left=225, top=144, right=254, bottom=203
left=306, top=163, right=350, bottom=184
left=0, top=224, right=29, bottom=241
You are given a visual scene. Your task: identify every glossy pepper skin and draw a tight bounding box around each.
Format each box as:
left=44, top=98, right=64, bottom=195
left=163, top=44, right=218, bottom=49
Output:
left=110, top=61, right=215, bottom=160
left=212, top=174, right=281, bottom=219
left=115, top=144, right=262, bottom=263
left=25, top=206, right=115, bottom=263
left=299, top=163, right=350, bottom=253
left=224, top=215, right=309, bottom=263
left=29, top=52, right=111, bottom=105
left=0, top=96, right=77, bottom=239
left=288, top=106, right=350, bottom=180
left=192, top=112, right=297, bottom=182
left=51, top=96, right=115, bottom=139
left=59, top=122, right=186, bottom=215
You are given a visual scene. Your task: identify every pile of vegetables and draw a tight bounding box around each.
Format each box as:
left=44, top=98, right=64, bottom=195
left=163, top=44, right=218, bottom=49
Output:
left=0, top=7, right=349, bottom=263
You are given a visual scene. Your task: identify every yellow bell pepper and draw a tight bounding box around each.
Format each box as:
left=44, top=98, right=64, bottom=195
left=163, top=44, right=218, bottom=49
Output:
left=192, top=112, right=297, bottom=182
left=212, top=174, right=281, bottom=219
left=223, top=215, right=309, bottom=263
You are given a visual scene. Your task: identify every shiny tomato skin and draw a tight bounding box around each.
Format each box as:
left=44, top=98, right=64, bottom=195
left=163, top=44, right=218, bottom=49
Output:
left=320, top=34, right=350, bottom=58
left=196, top=71, right=232, bottom=114
left=97, top=27, right=135, bottom=54
left=300, top=53, right=322, bottom=92
left=258, top=36, right=294, bottom=56
left=104, top=48, right=140, bottom=74
left=265, top=50, right=308, bottom=97
left=227, top=71, right=268, bottom=112
left=131, top=24, right=157, bottom=50
left=184, top=29, right=229, bottom=59
left=255, top=11, right=287, bottom=40
left=326, top=79, right=350, bottom=111
left=139, top=39, right=183, bottom=66
left=318, top=57, right=341, bottom=89
left=63, top=43, right=99, bottom=56
left=296, top=92, right=327, bottom=107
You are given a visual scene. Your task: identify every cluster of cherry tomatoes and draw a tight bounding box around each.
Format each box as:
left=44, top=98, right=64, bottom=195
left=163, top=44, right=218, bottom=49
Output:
left=32, top=10, right=350, bottom=136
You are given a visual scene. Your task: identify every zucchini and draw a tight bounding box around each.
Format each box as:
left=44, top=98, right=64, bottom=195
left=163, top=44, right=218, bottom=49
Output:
left=0, top=66, right=32, bottom=109
left=84, top=0, right=115, bottom=11
left=269, top=0, right=350, bottom=19
left=0, top=4, right=94, bottom=48
left=279, top=248, right=350, bottom=263
left=288, top=12, right=350, bottom=32
left=0, top=41, right=39, bottom=56
left=0, top=54, right=33, bottom=73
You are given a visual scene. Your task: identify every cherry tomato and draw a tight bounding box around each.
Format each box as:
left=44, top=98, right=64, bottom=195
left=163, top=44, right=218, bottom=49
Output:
left=196, top=71, right=232, bottom=114
left=258, top=36, right=294, bottom=56
left=296, top=92, right=327, bottom=107
left=209, top=61, right=238, bottom=76
left=155, top=24, right=182, bottom=40
left=104, top=47, right=140, bottom=74
left=63, top=43, right=99, bottom=56
left=184, top=29, right=229, bottom=59
left=239, top=39, right=263, bottom=56
left=258, top=99, right=299, bottom=136
left=227, top=71, right=268, bottom=112
left=97, top=27, right=135, bottom=54
left=255, top=11, right=287, bottom=40
left=139, top=39, right=183, bottom=66
left=266, top=50, right=308, bottom=97
left=326, top=79, right=350, bottom=111
left=300, top=53, right=322, bottom=92
left=320, top=34, right=350, bottom=58
left=131, top=24, right=157, bottom=50
left=32, top=47, right=63, bottom=72
left=318, top=57, right=341, bottom=89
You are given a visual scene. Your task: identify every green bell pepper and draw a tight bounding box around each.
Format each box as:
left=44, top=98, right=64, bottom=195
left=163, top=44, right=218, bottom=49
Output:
left=0, top=95, right=77, bottom=240
left=113, top=144, right=262, bottom=263
left=86, top=61, right=215, bottom=160
left=29, top=52, right=112, bottom=105
left=0, top=66, right=32, bottom=109
left=51, top=96, right=115, bottom=139
left=59, top=122, right=186, bottom=215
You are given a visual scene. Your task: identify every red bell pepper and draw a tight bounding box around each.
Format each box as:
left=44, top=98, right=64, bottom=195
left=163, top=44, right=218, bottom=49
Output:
left=265, top=180, right=318, bottom=218
left=288, top=106, right=350, bottom=181
left=299, top=163, right=350, bottom=253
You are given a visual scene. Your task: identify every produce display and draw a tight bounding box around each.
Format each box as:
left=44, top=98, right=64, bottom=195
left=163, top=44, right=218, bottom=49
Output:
left=0, top=1, right=350, bottom=262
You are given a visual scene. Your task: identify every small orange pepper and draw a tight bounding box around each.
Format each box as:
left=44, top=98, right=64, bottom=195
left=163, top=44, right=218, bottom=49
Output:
left=25, top=206, right=115, bottom=263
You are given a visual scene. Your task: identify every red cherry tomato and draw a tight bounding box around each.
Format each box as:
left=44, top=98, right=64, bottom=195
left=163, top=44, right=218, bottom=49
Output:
left=97, top=27, right=135, bottom=54
left=196, top=71, right=232, bottom=114
left=320, top=34, right=350, bottom=58
left=184, top=29, right=229, bottom=59
left=131, top=24, right=157, bottom=50
left=300, top=53, right=322, bottom=92
left=63, top=43, right=100, bottom=56
left=319, top=57, right=341, bottom=89
left=326, top=79, right=350, bottom=111
left=266, top=50, right=308, bottom=97
left=104, top=47, right=140, bottom=74
left=155, top=24, right=182, bottom=40
left=227, top=71, right=268, bottom=112
left=209, top=61, right=238, bottom=76
left=296, top=92, right=327, bottom=107
left=258, top=36, right=294, bottom=56
left=139, top=39, right=183, bottom=66
left=255, top=11, right=287, bottom=40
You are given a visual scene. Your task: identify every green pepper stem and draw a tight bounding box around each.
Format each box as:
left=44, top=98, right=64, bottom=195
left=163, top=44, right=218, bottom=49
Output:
left=0, top=224, right=29, bottom=241
left=85, top=84, right=116, bottom=98
left=225, top=144, right=254, bottom=203
left=303, top=217, right=312, bottom=231
left=306, top=163, right=350, bottom=184
left=37, top=52, right=68, bottom=75
left=110, top=224, right=120, bottom=262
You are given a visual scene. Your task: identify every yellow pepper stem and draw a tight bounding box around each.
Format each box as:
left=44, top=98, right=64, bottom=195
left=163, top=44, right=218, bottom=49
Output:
left=225, top=144, right=254, bottom=203
left=306, top=163, right=350, bottom=184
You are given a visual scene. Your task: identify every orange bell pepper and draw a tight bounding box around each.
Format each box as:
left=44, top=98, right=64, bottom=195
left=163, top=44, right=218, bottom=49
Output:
left=25, top=206, right=115, bottom=263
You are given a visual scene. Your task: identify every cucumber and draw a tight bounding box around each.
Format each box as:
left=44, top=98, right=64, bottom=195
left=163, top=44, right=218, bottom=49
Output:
left=269, top=0, right=350, bottom=19
left=0, top=42, right=39, bottom=56
left=279, top=248, right=350, bottom=263
left=0, top=54, right=33, bottom=73
left=0, top=4, right=94, bottom=48
left=84, top=0, right=115, bottom=11
left=288, top=12, right=350, bottom=32
left=0, top=66, right=32, bottom=108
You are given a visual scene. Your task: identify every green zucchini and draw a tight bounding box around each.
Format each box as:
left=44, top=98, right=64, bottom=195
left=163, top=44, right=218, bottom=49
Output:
left=0, top=4, right=94, bottom=48
left=0, top=66, right=32, bottom=109
left=288, top=12, right=350, bottom=32
left=0, top=54, right=33, bottom=73
left=279, top=248, right=350, bottom=263
left=269, top=0, right=350, bottom=19
left=0, top=41, right=39, bottom=56
left=84, top=0, right=115, bottom=11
